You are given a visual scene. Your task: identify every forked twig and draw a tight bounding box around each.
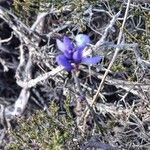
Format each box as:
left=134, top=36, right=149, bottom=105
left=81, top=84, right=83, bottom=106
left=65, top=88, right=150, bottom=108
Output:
left=82, top=0, right=131, bottom=132
left=92, top=0, right=131, bottom=104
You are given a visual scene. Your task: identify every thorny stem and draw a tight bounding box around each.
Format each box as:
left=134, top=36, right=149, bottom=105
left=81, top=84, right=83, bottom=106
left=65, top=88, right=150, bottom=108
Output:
left=72, top=70, right=85, bottom=133
left=72, top=70, right=85, bottom=98
left=72, top=70, right=105, bottom=134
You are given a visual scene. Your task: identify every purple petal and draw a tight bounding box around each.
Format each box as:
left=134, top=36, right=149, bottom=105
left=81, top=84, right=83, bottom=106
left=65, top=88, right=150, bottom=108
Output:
left=56, top=55, right=73, bottom=71
left=73, top=47, right=83, bottom=63
left=81, top=56, right=101, bottom=65
left=75, top=34, right=90, bottom=48
left=63, top=36, right=73, bottom=51
left=56, top=39, right=66, bottom=52
left=64, top=51, right=72, bottom=59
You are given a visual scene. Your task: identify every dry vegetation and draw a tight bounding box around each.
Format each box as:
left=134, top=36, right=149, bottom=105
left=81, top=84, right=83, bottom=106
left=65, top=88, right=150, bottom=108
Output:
left=0, top=0, right=150, bottom=150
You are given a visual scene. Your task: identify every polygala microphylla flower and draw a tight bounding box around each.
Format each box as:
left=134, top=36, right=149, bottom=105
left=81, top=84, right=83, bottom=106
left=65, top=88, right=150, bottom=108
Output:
left=56, top=34, right=101, bottom=71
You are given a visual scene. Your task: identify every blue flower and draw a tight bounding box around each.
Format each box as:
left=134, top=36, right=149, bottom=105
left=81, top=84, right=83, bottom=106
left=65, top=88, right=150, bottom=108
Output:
left=56, top=34, right=101, bottom=71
